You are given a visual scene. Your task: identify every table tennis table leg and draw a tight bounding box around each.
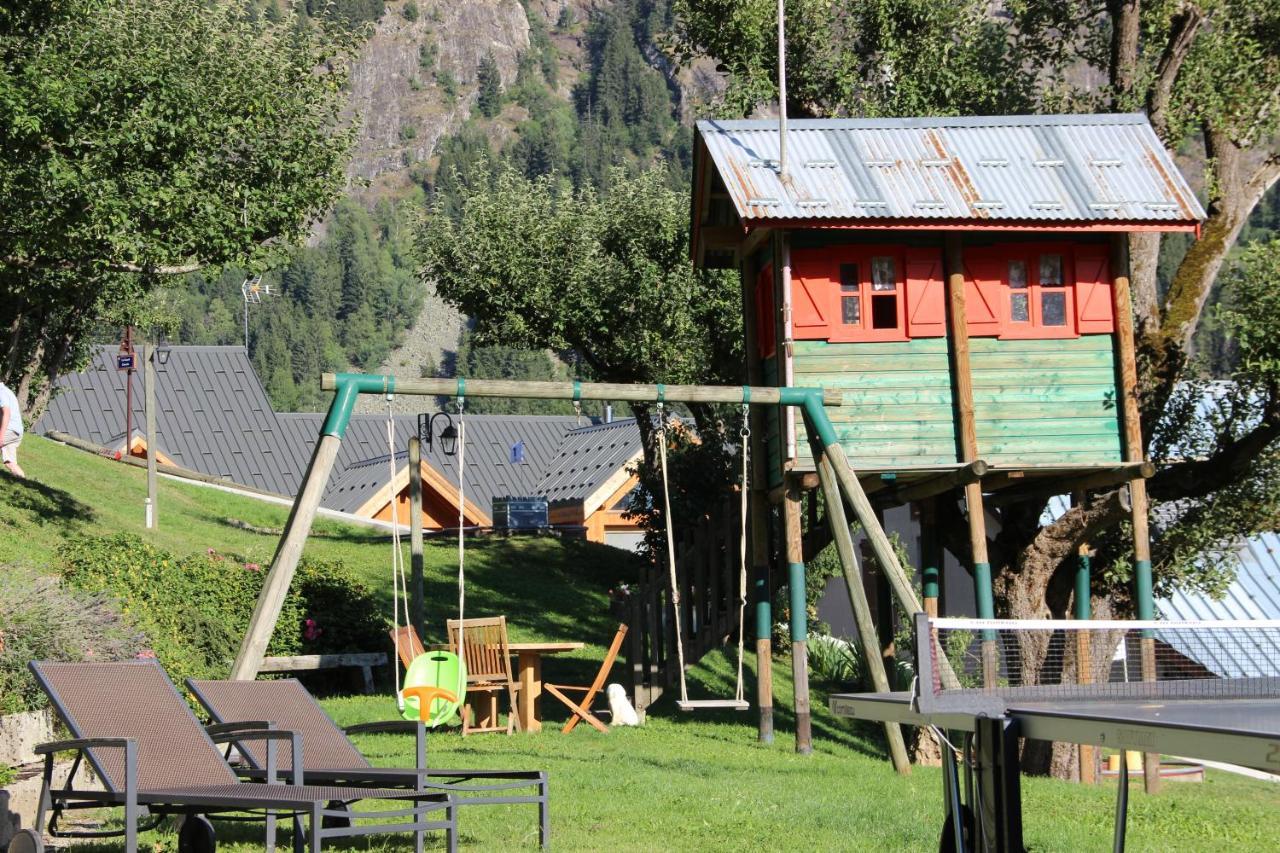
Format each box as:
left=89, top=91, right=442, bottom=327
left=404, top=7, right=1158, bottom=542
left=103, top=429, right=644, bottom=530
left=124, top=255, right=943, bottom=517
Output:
left=973, top=716, right=1025, bottom=853
left=940, top=732, right=969, bottom=853
left=1113, top=750, right=1129, bottom=853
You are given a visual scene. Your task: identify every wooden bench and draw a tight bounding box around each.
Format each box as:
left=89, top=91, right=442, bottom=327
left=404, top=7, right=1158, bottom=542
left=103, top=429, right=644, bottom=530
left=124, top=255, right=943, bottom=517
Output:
left=259, top=653, right=388, bottom=694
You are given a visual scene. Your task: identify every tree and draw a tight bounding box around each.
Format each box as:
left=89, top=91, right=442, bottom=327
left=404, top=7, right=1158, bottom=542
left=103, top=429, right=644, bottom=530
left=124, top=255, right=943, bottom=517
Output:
left=476, top=52, right=503, bottom=118
left=418, top=166, right=741, bottom=392
left=0, top=0, right=355, bottom=412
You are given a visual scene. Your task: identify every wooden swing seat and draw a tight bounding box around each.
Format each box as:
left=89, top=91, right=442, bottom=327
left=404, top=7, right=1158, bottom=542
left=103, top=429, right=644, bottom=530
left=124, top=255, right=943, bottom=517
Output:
left=677, top=699, right=750, bottom=712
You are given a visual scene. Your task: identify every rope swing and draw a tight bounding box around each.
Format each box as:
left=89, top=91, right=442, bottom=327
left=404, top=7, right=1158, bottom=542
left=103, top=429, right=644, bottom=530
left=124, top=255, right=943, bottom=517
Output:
left=657, top=395, right=751, bottom=713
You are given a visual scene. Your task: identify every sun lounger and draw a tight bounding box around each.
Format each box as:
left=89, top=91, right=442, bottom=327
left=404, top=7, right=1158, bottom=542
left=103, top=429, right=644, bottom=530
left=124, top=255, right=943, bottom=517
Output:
left=187, top=678, right=550, bottom=848
left=24, top=660, right=456, bottom=853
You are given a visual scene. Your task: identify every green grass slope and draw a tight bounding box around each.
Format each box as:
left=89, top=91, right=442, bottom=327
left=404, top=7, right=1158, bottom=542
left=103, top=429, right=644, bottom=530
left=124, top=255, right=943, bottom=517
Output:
left=9, top=436, right=1279, bottom=851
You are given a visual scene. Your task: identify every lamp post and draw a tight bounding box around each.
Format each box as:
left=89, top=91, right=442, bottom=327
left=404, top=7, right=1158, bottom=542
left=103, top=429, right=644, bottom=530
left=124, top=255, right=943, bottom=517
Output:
left=143, top=336, right=170, bottom=529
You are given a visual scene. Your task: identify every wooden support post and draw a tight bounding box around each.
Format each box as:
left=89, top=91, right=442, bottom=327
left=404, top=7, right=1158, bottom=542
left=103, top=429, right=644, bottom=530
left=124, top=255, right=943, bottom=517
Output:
left=784, top=479, right=812, bottom=754
left=945, top=234, right=998, bottom=686
left=752, top=488, right=774, bottom=743
left=232, top=432, right=344, bottom=679
left=1110, top=234, right=1161, bottom=794
left=408, top=436, right=425, bottom=641
left=816, top=457, right=911, bottom=773
left=920, top=498, right=941, bottom=618
left=1073, top=490, right=1096, bottom=785
left=871, top=506, right=896, bottom=682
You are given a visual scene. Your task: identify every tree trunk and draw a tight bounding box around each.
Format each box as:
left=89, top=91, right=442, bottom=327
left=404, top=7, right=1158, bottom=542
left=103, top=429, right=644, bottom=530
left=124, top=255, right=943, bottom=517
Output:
left=1107, top=0, right=1141, bottom=104
left=1138, top=133, right=1279, bottom=427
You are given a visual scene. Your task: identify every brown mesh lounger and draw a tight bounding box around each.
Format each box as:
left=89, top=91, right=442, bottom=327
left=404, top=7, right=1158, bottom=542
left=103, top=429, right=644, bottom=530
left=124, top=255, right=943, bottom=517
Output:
left=25, top=661, right=456, bottom=853
left=187, top=678, right=550, bottom=848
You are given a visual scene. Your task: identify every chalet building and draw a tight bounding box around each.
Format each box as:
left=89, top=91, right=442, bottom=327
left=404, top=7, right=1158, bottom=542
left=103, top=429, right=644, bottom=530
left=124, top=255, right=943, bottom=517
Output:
left=35, top=346, right=645, bottom=546
left=691, top=113, right=1204, bottom=620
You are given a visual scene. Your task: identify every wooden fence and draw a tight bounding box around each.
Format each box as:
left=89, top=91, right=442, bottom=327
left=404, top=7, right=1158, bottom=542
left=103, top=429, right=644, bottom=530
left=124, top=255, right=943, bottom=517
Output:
left=625, top=497, right=745, bottom=719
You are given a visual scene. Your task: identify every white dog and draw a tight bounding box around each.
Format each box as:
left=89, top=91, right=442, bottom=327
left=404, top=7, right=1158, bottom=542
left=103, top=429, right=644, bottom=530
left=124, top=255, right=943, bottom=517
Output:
left=606, top=683, right=641, bottom=726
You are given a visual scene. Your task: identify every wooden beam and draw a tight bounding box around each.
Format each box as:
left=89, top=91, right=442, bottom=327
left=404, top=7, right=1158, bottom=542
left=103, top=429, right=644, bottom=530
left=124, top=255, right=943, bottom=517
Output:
left=322, top=374, right=842, bottom=408
left=815, top=455, right=911, bottom=775
left=893, top=460, right=989, bottom=502
left=1111, top=233, right=1160, bottom=795
left=945, top=233, right=997, bottom=686
left=985, top=461, right=1156, bottom=507
left=232, top=433, right=344, bottom=680
left=700, top=225, right=747, bottom=251
left=784, top=481, right=812, bottom=755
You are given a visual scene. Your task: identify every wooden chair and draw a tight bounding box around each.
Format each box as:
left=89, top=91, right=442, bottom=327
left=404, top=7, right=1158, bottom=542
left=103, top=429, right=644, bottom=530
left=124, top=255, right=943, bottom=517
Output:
left=389, top=624, right=426, bottom=669
left=447, top=616, right=521, bottom=735
left=544, top=624, right=628, bottom=734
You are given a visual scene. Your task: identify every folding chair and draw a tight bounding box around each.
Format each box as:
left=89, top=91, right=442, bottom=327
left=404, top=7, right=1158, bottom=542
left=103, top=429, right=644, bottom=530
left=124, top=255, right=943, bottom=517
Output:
left=544, top=624, right=628, bottom=734
left=188, top=677, right=550, bottom=848
left=447, top=616, right=521, bottom=735
left=390, top=624, right=427, bottom=669
left=22, top=660, right=455, bottom=853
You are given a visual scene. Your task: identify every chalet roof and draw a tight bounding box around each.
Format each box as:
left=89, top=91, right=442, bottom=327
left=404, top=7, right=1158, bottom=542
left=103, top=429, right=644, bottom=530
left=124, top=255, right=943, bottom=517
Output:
left=278, top=412, right=586, bottom=519
left=35, top=345, right=309, bottom=496
left=535, top=418, right=643, bottom=509
left=38, top=347, right=638, bottom=524
left=695, top=113, right=1204, bottom=228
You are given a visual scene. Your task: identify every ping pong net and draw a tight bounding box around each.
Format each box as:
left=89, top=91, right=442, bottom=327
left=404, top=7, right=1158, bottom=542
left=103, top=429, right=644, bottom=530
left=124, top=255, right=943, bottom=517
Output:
left=912, top=613, right=1280, bottom=716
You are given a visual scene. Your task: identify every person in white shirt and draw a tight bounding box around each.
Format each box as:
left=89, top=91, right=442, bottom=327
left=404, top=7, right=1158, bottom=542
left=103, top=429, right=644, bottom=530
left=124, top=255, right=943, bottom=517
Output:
left=0, top=382, right=26, bottom=478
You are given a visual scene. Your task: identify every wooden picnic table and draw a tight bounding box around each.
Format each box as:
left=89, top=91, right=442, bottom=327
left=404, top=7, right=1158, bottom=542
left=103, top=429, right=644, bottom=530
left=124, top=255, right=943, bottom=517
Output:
left=431, top=641, right=585, bottom=732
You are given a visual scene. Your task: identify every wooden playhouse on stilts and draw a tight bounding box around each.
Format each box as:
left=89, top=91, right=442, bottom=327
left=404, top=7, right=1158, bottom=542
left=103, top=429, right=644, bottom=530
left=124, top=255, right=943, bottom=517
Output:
left=689, top=114, right=1205, bottom=763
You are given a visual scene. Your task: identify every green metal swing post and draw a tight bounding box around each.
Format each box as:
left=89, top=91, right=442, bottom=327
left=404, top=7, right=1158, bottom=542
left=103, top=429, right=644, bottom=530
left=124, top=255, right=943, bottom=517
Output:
left=231, top=373, right=842, bottom=680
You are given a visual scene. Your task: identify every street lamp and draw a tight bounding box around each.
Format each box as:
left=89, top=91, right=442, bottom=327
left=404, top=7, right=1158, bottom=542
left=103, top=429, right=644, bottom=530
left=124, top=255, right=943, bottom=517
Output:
left=417, top=412, right=457, bottom=456
left=143, top=334, right=170, bottom=529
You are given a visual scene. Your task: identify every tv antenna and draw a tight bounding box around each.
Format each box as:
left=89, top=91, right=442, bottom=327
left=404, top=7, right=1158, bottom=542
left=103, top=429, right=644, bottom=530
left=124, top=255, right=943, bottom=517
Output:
left=241, top=275, right=274, bottom=353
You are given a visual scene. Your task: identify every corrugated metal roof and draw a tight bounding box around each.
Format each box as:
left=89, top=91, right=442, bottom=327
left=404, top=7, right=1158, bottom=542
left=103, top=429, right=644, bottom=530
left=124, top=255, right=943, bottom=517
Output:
left=534, top=418, right=643, bottom=508
left=36, top=346, right=310, bottom=496
left=1045, top=494, right=1280, bottom=677
left=696, top=114, right=1204, bottom=225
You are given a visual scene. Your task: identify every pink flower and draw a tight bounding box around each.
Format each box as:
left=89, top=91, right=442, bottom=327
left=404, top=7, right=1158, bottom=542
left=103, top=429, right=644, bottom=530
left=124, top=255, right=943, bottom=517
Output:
left=244, top=562, right=261, bottom=571
left=303, top=619, right=323, bottom=642
left=135, top=649, right=157, bottom=660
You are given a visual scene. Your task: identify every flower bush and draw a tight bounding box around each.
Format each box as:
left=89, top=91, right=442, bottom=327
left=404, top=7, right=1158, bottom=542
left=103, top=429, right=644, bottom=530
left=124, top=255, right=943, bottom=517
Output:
left=57, top=534, right=386, bottom=691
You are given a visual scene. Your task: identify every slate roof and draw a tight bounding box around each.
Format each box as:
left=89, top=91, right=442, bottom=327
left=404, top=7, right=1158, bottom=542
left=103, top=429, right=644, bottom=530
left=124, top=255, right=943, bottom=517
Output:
left=278, top=412, right=589, bottom=519
left=36, top=346, right=309, bottom=495
left=38, top=347, right=638, bottom=523
left=696, top=114, right=1204, bottom=226
left=535, top=418, right=643, bottom=509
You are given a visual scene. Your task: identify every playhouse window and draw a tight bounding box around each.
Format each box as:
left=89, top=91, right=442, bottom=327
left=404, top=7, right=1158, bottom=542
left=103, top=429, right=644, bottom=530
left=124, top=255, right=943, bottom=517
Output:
left=840, top=263, right=860, bottom=324
left=1008, top=261, right=1029, bottom=323
left=1039, top=254, right=1067, bottom=327
left=870, top=256, right=898, bottom=329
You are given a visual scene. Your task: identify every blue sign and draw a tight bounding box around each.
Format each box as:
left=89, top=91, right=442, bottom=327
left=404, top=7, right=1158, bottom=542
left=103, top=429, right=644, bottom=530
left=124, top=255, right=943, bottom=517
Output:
left=116, top=354, right=135, bottom=371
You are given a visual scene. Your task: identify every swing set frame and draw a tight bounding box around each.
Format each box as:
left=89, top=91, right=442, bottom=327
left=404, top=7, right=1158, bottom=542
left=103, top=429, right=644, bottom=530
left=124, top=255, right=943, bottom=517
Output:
left=229, top=373, right=935, bottom=750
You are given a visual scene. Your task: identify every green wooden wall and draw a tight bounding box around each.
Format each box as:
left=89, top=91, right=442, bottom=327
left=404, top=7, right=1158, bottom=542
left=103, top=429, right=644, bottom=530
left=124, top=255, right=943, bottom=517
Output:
left=765, top=335, right=1123, bottom=478
left=970, top=336, right=1123, bottom=466
left=791, top=339, right=958, bottom=472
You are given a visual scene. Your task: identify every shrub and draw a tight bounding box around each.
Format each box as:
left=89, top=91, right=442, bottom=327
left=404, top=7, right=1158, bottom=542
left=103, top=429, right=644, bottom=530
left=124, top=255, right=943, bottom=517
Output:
left=807, top=633, right=863, bottom=689
left=402, top=0, right=419, bottom=22
left=0, top=566, right=146, bottom=714
left=57, top=534, right=386, bottom=689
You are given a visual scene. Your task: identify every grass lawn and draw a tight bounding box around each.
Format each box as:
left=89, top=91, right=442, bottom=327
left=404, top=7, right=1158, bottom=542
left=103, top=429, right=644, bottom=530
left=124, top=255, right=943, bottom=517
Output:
left=7, top=436, right=1279, bottom=850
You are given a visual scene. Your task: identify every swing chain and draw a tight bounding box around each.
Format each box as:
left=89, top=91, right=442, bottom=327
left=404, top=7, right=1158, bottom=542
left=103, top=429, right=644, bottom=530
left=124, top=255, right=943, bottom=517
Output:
left=740, top=403, right=750, bottom=439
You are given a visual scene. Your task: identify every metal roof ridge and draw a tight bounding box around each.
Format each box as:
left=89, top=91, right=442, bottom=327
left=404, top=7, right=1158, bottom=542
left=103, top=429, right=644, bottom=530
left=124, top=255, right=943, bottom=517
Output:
left=697, top=113, right=1152, bottom=132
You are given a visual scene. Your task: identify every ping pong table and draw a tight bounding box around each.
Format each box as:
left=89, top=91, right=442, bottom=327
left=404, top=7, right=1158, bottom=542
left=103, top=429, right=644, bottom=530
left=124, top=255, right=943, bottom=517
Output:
left=830, top=614, right=1280, bottom=852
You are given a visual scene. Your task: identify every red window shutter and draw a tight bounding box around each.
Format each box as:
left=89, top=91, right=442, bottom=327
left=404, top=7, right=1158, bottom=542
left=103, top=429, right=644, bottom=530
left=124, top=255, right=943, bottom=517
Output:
left=790, top=249, right=834, bottom=339
left=1074, top=247, right=1114, bottom=334
left=756, top=265, right=776, bottom=358
left=963, top=254, right=1003, bottom=336
left=904, top=248, right=946, bottom=338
